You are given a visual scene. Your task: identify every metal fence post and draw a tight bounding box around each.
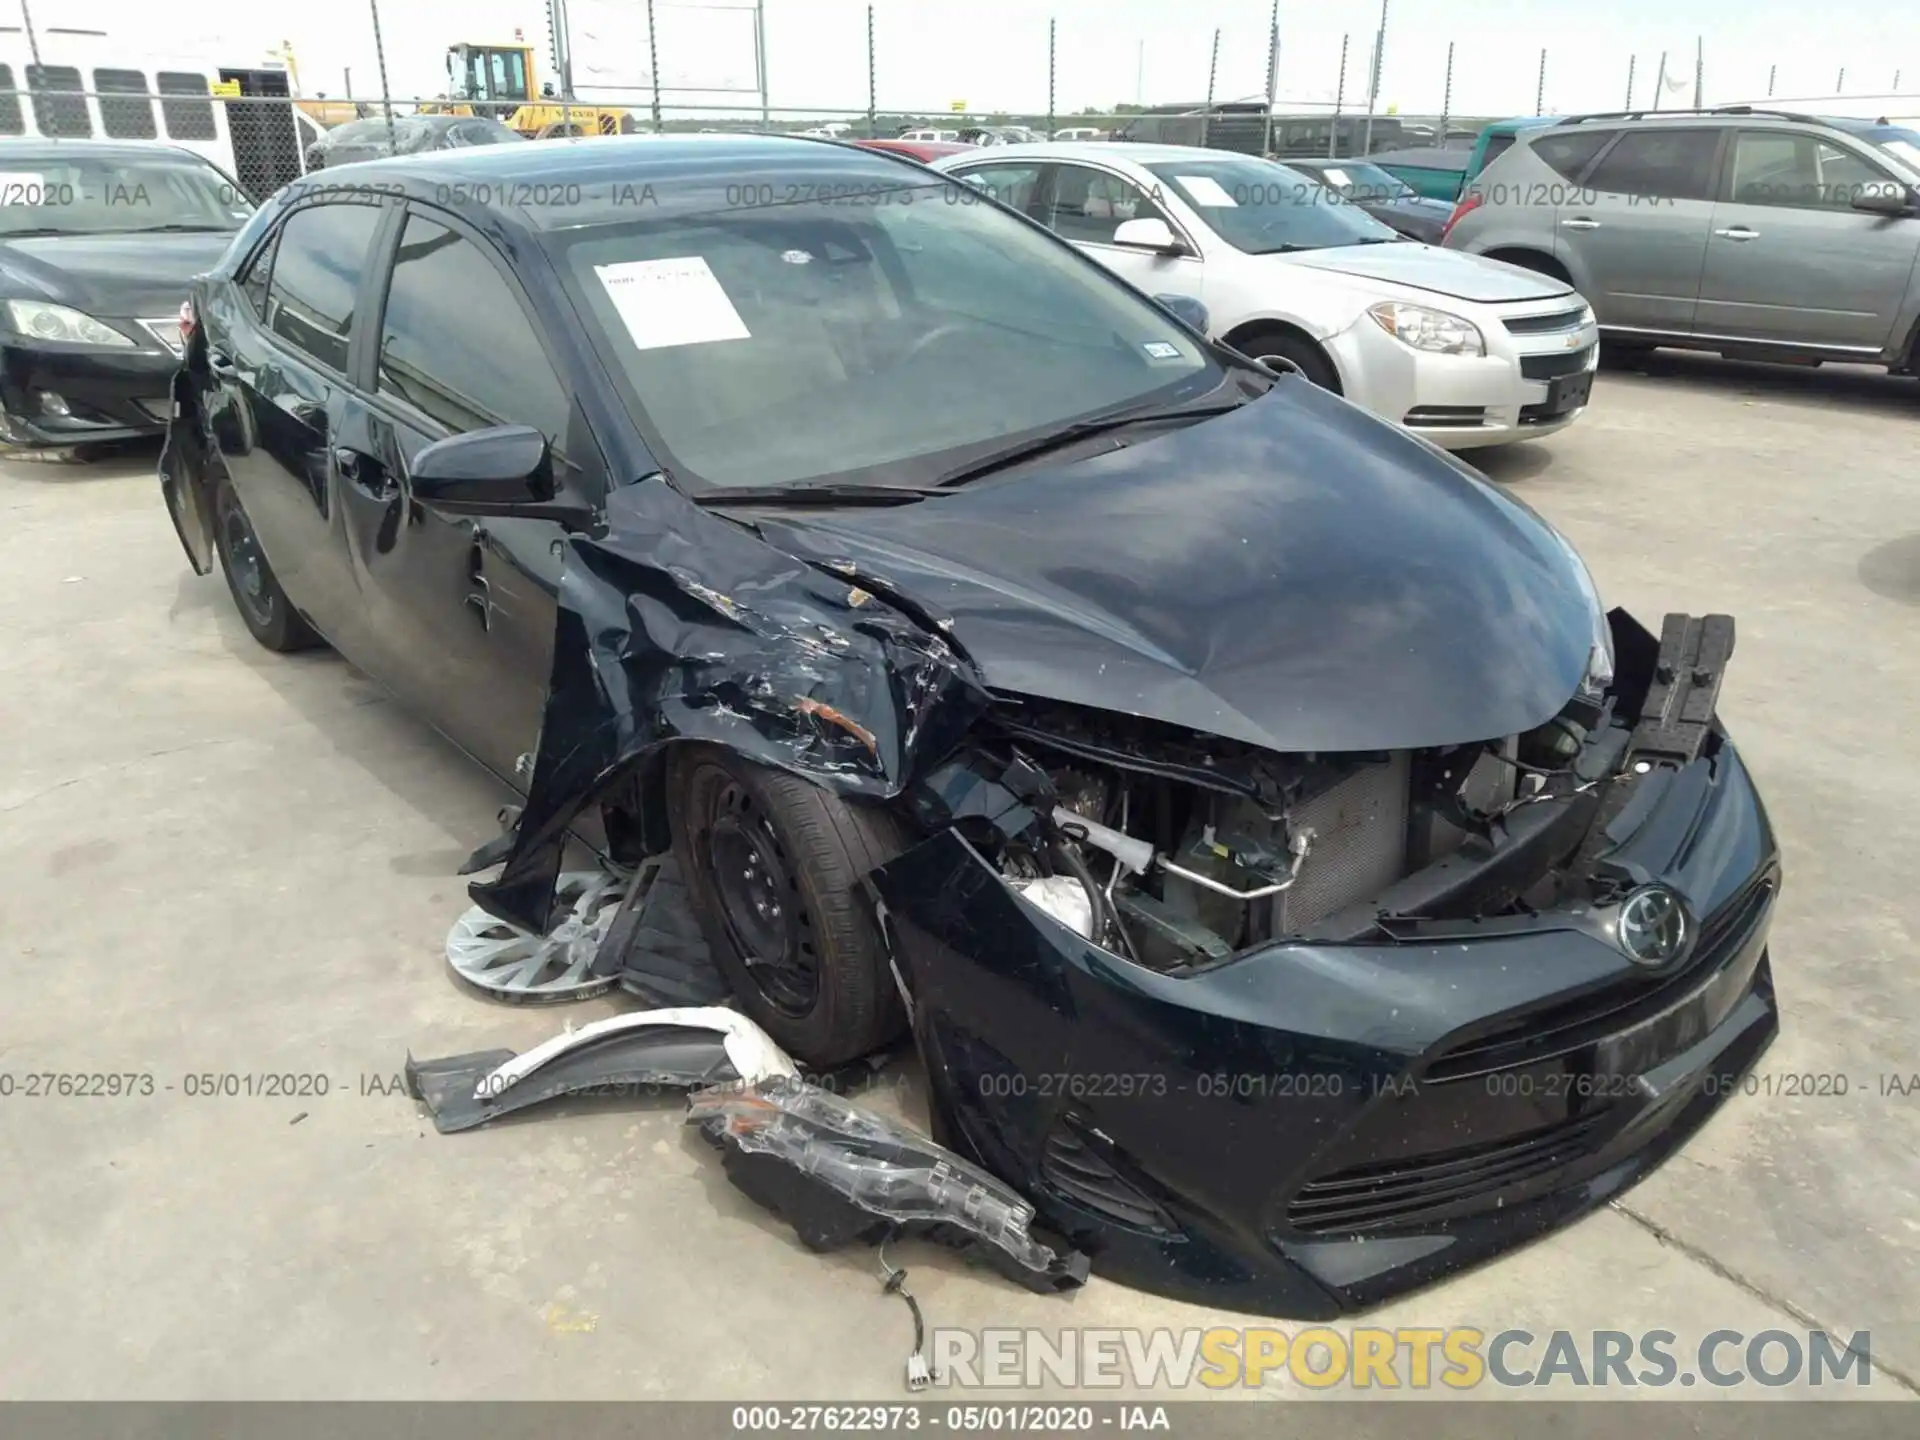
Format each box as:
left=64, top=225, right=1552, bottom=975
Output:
left=1202, top=27, right=1219, bottom=148
left=1362, top=0, right=1388, bottom=157
left=1440, top=41, right=1453, bottom=135
left=368, top=0, right=397, bottom=149
left=1692, top=38, right=1702, bottom=108
left=1835, top=66, right=1845, bottom=94
left=1331, top=35, right=1348, bottom=158
left=1651, top=51, right=1666, bottom=112
left=1534, top=48, right=1545, bottom=114
left=867, top=6, right=877, bottom=138
left=646, top=0, right=663, bottom=131
left=1262, top=0, right=1279, bottom=158
left=1625, top=54, right=1635, bottom=110
left=1767, top=63, right=1775, bottom=97
left=1047, top=17, right=1056, bottom=141
left=20, top=0, right=42, bottom=67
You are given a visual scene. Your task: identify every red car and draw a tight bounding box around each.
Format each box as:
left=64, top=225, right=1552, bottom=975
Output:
left=849, top=138, right=976, bottom=163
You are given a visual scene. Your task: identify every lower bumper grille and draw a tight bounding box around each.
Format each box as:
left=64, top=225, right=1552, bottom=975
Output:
left=1041, top=1125, right=1175, bottom=1233
left=1520, top=348, right=1595, bottom=381
left=1286, top=1111, right=1611, bottom=1235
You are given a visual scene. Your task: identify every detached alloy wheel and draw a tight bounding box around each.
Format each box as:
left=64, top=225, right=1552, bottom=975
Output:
left=669, top=745, right=914, bottom=1067
left=212, top=476, right=322, bottom=652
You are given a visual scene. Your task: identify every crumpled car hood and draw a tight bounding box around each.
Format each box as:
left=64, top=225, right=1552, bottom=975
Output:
left=754, top=378, right=1597, bottom=753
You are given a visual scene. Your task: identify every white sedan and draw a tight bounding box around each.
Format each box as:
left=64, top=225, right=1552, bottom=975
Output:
left=934, top=142, right=1600, bottom=448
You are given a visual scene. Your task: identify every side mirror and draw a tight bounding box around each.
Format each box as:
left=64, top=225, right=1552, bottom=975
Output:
left=1153, top=293, right=1210, bottom=333
left=1850, top=185, right=1914, bottom=218
left=410, top=424, right=595, bottom=530
left=1112, top=216, right=1189, bottom=256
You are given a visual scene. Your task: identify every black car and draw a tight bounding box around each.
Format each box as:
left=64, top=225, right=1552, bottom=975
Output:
left=159, top=135, right=1780, bottom=1318
left=304, top=114, right=526, bottom=171
left=0, top=140, right=254, bottom=447
left=1284, top=157, right=1456, bottom=243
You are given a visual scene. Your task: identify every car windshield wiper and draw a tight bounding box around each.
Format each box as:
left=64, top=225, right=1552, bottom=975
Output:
left=695, top=481, right=954, bottom=507
left=1353, top=235, right=1407, bottom=244
left=1251, top=240, right=1322, bottom=254
left=932, top=398, right=1245, bottom=489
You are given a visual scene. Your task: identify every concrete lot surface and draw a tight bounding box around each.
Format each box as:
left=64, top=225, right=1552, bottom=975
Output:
left=2, top=353, right=1917, bottom=1404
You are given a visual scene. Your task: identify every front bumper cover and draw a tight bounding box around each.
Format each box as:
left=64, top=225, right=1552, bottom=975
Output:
left=1, top=338, right=177, bottom=446
left=867, top=618, right=1779, bottom=1318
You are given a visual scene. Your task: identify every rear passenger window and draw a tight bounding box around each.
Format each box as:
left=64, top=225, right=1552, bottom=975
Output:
left=263, top=203, right=384, bottom=373
left=1532, top=131, right=1613, bottom=182
left=375, top=214, right=570, bottom=447
left=1481, top=133, right=1518, bottom=165
left=239, top=229, right=279, bottom=320
left=1584, top=129, right=1720, bottom=201
left=94, top=69, right=158, bottom=140
left=0, top=66, right=22, bottom=136
left=26, top=66, right=90, bottom=138
left=156, top=73, right=218, bottom=142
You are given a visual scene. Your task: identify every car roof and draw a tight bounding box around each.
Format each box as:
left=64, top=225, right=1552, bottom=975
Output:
left=0, top=138, right=212, bottom=165
left=309, top=132, right=954, bottom=223
left=1361, top=147, right=1468, bottom=169
left=951, top=140, right=1271, bottom=165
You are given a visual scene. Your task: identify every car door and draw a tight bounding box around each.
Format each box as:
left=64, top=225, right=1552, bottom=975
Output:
left=1695, top=129, right=1920, bottom=351
left=1038, top=161, right=1204, bottom=302
left=332, top=204, right=605, bottom=785
left=204, top=198, right=388, bottom=649
left=1554, top=127, right=1725, bottom=333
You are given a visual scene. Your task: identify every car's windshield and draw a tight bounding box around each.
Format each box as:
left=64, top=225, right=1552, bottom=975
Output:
left=0, top=153, right=253, bottom=236
left=1869, top=130, right=1920, bottom=171
left=1142, top=157, right=1399, bottom=254
left=545, top=165, right=1224, bottom=492
left=1298, top=161, right=1415, bottom=202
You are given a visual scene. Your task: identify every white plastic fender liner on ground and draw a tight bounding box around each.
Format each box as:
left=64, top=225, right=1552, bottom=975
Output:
left=475, top=1006, right=799, bottom=1101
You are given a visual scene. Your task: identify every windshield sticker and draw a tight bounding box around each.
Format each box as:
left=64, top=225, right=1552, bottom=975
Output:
left=0, top=172, right=48, bottom=204
left=1175, top=174, right=1238, bottom=207
left=1321, top=167, right=1352, bottom=188
left=780, top=249, right=813, bottom=265
left=595, top=256, right=751, bottom=352
left=1141, top=340, right=1184, bottom=361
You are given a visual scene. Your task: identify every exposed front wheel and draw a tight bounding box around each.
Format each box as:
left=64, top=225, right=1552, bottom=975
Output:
left=668, top=745, right=914, bottom=1067
left=1235, top=329, right=1342, bottom=392
left=212, top=476, right=323, bottom=653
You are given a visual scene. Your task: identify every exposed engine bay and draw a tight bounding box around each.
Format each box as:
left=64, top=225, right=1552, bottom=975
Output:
left=928, top=691, right=1645, bottom=968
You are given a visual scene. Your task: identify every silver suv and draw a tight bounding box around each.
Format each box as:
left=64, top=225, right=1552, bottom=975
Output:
left=1441, top=108, right=1920, bottom=371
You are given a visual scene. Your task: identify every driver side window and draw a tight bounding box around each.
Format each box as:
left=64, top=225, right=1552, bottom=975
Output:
left=1044, top=164, right=1168, bottom=246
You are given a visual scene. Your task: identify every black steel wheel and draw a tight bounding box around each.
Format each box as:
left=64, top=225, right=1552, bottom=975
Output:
left=669, top=745, right=915, bottom=1067
left=212, top=475, right=322, bottom=652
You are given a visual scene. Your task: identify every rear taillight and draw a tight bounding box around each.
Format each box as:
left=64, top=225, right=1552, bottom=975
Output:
left=177, top=298, right=196, bottom=346
left=1440, top=191, right=1483, bottom=244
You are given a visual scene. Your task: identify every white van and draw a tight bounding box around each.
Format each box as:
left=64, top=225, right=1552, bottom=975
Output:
left=0, top=34, right=323, bottom=198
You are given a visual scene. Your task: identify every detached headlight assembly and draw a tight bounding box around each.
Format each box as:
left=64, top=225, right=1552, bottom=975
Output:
left=6, top=300, right=135, bottom=348
left=1368, top=301, right=1484, bottom=356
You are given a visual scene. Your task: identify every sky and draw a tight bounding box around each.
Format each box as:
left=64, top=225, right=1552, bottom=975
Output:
left=22, top=0, right=1920, bottom=120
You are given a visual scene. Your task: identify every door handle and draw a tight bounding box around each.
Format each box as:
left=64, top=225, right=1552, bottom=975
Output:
left=333, top=446, right=396, bottom=497
left=1713, top=226, right=1760, bottom=241
left=1560, top=217, right=1601, bottom=230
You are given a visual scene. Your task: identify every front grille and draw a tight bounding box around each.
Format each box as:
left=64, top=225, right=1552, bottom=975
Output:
left=1503, top=308, right=1589, bottom=335
left=1277, top=752, right=1411, bottom=931
left=1286, top=1111, right=1611, bottom=1235
left=1404, top=404, right=1486, bottom=428
left=1041, top=1125, right=1176, bottom=1233
left=1423, top=877, right=1775, bottom=1082
left=1520, top=348, right=1595, bottom=381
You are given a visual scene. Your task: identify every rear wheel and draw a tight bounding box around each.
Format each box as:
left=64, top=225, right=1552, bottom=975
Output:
left=668, top=745, right=914, bottom=1068
left=212, top=476, right=323, bottom=652
left=1233, top=327, right=1341, bottom=391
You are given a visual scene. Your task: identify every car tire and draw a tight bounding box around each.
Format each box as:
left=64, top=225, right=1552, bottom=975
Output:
left=667, top=744, right=915, bottom=1068
left=211, top=474, right=323, bottom=653
left=1235, top=328, right=1341, bottom=392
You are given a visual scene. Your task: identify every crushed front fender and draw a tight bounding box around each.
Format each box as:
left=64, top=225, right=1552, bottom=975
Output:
left=470, top=478, right=988, bottom=933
